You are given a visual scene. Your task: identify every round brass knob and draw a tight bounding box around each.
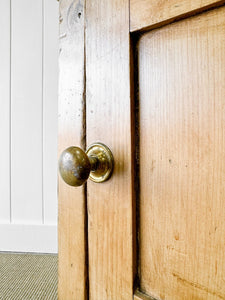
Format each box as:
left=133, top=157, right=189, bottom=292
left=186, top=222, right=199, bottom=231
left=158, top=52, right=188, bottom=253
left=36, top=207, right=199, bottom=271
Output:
left=59, top=143, right=114, bottom=186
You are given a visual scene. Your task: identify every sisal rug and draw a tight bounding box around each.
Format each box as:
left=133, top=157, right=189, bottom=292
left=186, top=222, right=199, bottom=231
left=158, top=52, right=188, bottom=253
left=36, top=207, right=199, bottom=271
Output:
left=0, top=253, right=57, bottom=299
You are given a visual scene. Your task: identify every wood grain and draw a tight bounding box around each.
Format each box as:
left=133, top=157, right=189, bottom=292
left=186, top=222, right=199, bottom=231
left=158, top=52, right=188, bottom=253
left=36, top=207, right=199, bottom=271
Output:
left=134, top=290, right=156, bottom=300
left=130, top=0, right=225, bottom=32
left=138, top=6, right=225, bottom=300
left=58, top=0, right=87, bottom=299
left=86, top=0, right=134, bottom=299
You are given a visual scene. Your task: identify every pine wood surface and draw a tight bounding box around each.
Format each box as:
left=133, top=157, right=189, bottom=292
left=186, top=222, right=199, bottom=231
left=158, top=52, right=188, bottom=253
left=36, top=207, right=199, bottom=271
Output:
left=86, top=0, right=134, bottom=299
left=130, top=0, right=225, bottom=32
left=134, top=289, right=157, bottom=300
left=58, top=0, right=87, bottom=299
left=138, top=6, right=225, bottom=300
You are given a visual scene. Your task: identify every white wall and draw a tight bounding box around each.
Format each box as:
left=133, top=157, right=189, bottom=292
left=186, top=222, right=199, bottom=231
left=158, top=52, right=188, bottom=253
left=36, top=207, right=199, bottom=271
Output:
left=0, top=0, right=58, bottom=253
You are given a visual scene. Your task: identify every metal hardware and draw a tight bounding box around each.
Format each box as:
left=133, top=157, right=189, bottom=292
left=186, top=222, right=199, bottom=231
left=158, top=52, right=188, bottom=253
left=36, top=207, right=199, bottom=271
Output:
left=58, top=143, right=114, bottom=187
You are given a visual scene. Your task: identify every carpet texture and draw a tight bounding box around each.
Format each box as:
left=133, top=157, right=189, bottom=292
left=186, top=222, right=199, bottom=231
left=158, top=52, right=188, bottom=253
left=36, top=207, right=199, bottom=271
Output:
left=0, top=253, right=57, bottom=299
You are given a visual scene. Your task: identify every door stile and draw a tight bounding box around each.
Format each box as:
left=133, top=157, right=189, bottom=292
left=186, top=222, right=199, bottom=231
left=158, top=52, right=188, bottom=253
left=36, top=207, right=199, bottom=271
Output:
left=58, top=0, right=88, bottom=299
left=85, top=0, right=135, bottom=299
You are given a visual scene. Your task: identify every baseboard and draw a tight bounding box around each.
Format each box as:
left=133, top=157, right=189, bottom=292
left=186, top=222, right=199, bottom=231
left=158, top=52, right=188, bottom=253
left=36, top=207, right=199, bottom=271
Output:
left=0, top=224, right=58, bottom=253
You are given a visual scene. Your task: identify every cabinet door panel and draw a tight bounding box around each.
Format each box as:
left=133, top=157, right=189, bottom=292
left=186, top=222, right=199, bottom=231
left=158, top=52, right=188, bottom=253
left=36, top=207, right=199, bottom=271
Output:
left=137, top=6, right=225, bottom=300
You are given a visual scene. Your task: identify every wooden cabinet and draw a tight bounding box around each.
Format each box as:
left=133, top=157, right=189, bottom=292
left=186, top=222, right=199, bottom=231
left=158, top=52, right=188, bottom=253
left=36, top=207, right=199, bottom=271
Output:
left=58, top=1, right=225, bottom=299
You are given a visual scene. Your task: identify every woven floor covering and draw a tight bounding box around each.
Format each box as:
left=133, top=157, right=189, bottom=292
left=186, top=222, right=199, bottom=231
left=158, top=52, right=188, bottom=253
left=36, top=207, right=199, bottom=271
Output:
left=0, top=253, right=57, bottom=300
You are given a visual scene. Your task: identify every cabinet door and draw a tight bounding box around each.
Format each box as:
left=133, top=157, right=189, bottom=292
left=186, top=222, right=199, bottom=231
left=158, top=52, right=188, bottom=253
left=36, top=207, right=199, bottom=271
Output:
left=58, top=1, right=225, bottom=299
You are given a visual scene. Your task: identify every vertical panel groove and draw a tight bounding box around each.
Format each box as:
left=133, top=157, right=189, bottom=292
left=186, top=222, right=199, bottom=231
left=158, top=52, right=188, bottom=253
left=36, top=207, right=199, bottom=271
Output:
left=83, top=1, right=90, bottom=296
left=131, top=34, right=140, bottom=290
left=10, top=0, right=12, bottom=224
left=41, top=0, right=44, bottom=225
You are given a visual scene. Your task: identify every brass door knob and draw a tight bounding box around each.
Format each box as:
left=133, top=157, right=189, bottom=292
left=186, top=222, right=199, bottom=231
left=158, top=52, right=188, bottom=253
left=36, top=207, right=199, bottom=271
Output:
left=59, top=143, right=114, bottom=186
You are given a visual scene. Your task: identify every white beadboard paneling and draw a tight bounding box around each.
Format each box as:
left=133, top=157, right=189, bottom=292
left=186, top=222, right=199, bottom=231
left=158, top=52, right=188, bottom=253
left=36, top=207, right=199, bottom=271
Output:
left=11, top=0, right=43, bottom=223
left=0, top=0, right=11, bottom=223
left=0, top=0, right=58, bottom=252
left=43, top=0, right=58, bottom=225
left=0, top=224, right=57, bottom=253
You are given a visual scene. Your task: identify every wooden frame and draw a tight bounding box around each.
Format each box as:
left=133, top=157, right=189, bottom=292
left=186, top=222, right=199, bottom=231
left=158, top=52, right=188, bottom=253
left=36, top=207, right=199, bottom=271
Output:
left=85, top=0, right=135, bottom=298
left=58, top=0, right=87, bottom=299
left=130, top=0, right=225, bottom=32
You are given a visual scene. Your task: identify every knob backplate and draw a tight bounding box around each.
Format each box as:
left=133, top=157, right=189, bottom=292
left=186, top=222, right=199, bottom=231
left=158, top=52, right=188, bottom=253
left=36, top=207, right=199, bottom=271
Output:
left=87, top=143, right=114, bottom=183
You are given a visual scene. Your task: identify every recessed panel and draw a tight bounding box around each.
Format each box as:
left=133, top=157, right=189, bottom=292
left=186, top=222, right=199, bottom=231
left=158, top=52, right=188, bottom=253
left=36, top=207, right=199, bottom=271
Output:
left=138, top=7, right=225, bottom=300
